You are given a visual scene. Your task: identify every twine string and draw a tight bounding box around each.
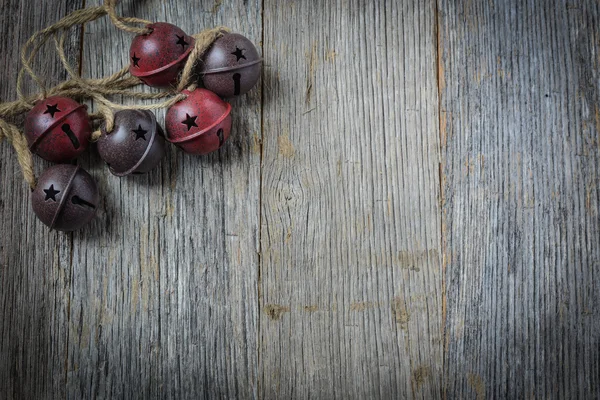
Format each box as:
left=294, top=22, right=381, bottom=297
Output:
left=0, top=119, right=36, bottom=189
left=0, top=1, right=229, bottom=189
left=104, top=0, right=152, bottom=35
left=177, top=28, right=230, bottom=92
left=18, top=5, right=110, bottom=103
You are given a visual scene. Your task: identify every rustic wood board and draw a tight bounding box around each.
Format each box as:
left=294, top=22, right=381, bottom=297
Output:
left=1, top=0, right=600, bottom=399
left=439, top=0, right=600, bottom=398
left=68, top=0, right=262, bottom=398
left=0, top=1, right=83, bottom=399
left=259, top=1, right=442, bottom=398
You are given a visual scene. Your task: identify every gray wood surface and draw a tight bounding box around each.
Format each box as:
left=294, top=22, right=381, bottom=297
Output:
left=70, top=1, right=262, bottom=398
left=0, top=0, right=598, bottom=399
left=259, top=1, right=442, bottom=399
left=0, top=1, right=83, bottom=399
left=439, top=0, right=600, bottom=398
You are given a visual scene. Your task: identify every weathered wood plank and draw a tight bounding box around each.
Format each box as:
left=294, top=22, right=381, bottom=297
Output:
left=0, top=1, right=83, bottom=399
left=5, top=0, right=599, bottom=398
left=66, top=0, right=262, bottom=398
left=260, top=1, right=443, bottom=398
left=439, top=0, right=600, bottom=398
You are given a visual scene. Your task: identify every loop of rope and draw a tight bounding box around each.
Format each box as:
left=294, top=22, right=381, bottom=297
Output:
left=0, top=2, right=228, bottom=189
left=104, top=0, right=152, bottom=35
left=0, top=119, right=36, bottom=188
left=18, top=6, right=110, bottom=103
left=177, top=27, right=230, bottom=91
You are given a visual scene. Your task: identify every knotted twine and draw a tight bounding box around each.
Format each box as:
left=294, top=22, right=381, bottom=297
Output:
left=0, top=0, right=230, bottom=189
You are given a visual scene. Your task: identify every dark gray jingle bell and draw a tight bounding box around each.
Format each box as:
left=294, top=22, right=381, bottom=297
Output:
left=200, top=33, right=262, bottom=97
left=31, top=164, right=99, bottom=231
left=97, top=109, right=167, bottom=176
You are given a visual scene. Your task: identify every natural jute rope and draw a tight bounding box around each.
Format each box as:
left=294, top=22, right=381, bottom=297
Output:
left=0, top=0, right=229, bottom=189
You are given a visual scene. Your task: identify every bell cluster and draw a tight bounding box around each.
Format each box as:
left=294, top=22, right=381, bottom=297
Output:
left=26, top=22, right=261, bottom=231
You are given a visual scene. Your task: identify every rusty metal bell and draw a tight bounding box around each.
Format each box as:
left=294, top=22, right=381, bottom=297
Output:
left=200, top=33, right=262, bottom=97
left=129, top=22, right=195, bottom=88
left=97, top=109, right=167, bottom=176
left=24, top=96, right=92, bottom=163
left=165, top=88, right=232, bottom=155
left=31, top=164, right=99, bottom=231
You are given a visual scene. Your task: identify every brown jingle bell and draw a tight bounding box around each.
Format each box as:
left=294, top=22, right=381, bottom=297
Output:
left=200, top=33, right=262, bottom=97
left=24, top=96, right=92, bottom=163
left=129, top=22, right=195, bottom=88
left=97, top=110, right=167, bottom=176
left=32, top=164, right=99, bottom=231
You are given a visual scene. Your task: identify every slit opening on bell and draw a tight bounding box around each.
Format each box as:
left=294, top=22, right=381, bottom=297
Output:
left=71, top=195, right=96, bottom=209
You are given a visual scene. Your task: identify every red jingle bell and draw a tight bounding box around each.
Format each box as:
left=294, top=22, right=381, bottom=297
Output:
left=24, top=96, right=92, bottom=163
left=129, top=22, right=195, bottom=88
left=165, top=88, right=232, bottom=155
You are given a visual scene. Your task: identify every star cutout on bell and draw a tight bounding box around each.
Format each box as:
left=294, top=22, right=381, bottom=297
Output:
left=181, top=113, right=198, bottom=131
left=43, top=184, right=60, bottom=201
left=131, top=53, right=141, bottom=67
left=44, top=104, right=61, bottom=118
left=176, top=34, right=189, bottom=50
left=231, top=47, right=246, bottom=61
left=132, top=124, right=147, bottom=140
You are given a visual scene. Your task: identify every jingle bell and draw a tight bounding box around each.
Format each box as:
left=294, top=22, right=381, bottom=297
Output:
left=24, top=96, right=92, bottom=163
left=129, top=22, right=195, bottom=88
left=165, top=88, right=232, bottom=155
left=31, top=164, right=99, bottom=231
left=200, top=33, right=262, bottom=97
left=97, top=109, right=167, bottom=176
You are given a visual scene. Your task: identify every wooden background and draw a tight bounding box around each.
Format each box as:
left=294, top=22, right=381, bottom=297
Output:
left=0, top=0, right=598, bottom=399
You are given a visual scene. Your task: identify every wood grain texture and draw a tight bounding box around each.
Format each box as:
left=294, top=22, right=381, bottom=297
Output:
left=68, top=0, right=262, bottom=398
left=439, top=0, right=600, bottom=398
left=2, top=0, right=600, bottom=398
left=259, top=1, right=443, bottom=398
left=0, top=1, right=83, bottom=399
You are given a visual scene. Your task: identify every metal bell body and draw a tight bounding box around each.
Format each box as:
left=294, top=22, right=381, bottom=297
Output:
left=165, top=88, right=232, bottom=155
left=129, top=22, right=195, bottom=88
left=97, top=110, right=167, bottom=176
left=24, top=96, right=92, bottom=163
left=32, top=164, right=99, bottom=231
left=200, top=33, right=262, bottom=97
